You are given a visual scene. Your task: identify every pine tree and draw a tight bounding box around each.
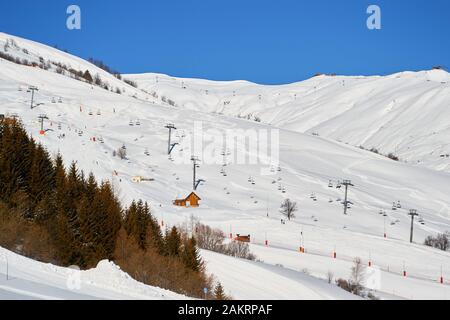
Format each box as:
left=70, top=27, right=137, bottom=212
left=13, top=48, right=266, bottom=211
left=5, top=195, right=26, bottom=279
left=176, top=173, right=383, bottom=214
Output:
left=214, top=282, right=229, bottom=300
left=181, top=236, right=204, bottom=272
left=165, top=226, right=181, bottom=256
left=82, top=70, right=93, bottom=83
left=144, top=202, right=164, bottom=253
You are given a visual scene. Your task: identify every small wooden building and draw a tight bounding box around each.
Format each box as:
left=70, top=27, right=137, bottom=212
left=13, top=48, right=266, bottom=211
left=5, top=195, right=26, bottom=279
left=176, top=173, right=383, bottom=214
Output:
left=234, top=234, right=251, bottom=243
left=131, top=176, right=154, bottom=183
left=173, top=192, right=201, bottom=207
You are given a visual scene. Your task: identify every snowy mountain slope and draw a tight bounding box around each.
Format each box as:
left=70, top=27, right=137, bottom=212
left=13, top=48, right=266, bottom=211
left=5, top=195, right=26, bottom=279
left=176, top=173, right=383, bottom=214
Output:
left=0, top=32, right=159, bottom=105
left=200, top=250, right=360, bottom=300
left=1, top=32, right=450, bottom=299
left=126, top=70, right=450, bottom=172
left=0, top=247, right=187, bottom=300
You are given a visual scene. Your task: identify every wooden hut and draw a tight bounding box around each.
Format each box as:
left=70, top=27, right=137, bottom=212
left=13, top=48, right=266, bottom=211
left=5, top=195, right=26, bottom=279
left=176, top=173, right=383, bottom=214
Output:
left=173, top=192, right=201, bottom=207
left=234, top=234, right=251, bottom=243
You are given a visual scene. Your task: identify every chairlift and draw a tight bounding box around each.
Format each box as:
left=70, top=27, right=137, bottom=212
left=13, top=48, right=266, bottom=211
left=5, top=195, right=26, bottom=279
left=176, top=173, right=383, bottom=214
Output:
left=136, top=120, right=141, bottom=126
left=97, top=110, right=101, bottom=116
left=396, top=201, right=402, bottom=209
left=58, top=97, right=62, bottom=103
left=51, top=97, right=56, bottom=103
left=336, top=182, right=342, bottom=189
left=88, top=110, right=93, bottom=116
left=129, top=120, right=134, bottom=126
left=328, top=180, right=333, bottom=188
left=392, top=202, right=397, bottom=210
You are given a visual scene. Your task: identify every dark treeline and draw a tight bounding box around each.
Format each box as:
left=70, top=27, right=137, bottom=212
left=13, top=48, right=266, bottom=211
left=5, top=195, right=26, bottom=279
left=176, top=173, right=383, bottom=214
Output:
left=0, top=119, right=211, bottom=298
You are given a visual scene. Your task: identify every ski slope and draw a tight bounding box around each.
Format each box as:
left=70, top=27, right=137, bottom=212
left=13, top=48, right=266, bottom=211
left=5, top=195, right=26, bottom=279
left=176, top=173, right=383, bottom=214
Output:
left=126, top=69, right=450, bottom=173
left=1, top=32, right=450, bottom=300
left=201, top=250, right=360, bottom=300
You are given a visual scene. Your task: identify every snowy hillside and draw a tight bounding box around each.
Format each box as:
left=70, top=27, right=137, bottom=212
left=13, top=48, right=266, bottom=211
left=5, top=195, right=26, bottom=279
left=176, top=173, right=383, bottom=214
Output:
left=1, top=32, right=450, bottom=300
left=126, top=70, right=450, bottom=172
left=0, top=246, right=186, bottom=300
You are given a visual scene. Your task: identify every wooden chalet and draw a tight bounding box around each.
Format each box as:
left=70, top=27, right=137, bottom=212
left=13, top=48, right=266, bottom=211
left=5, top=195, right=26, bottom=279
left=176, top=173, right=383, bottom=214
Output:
left=173, top=192, right=201, bottom=207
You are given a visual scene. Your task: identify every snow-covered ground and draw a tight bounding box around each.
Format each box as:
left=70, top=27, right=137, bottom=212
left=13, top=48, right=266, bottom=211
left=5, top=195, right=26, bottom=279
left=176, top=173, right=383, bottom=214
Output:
left=1, top=32, right=450, bottom=300
left=0, top=246, right=186, bottom=300
left=201, top=249, right=359, bottom=300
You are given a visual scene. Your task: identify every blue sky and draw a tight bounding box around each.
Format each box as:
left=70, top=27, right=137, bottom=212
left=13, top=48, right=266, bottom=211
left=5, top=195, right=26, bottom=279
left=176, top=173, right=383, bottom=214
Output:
left=0, top=0, right=449, bottom=84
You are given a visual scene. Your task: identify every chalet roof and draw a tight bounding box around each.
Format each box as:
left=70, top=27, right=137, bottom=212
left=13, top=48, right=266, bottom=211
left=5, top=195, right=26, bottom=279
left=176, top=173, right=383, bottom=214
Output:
left=185, top=192, right=201, bottom=201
